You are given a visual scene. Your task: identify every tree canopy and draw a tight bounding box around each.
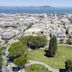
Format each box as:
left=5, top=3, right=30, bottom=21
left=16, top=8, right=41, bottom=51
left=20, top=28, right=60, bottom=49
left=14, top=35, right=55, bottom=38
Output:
left=9, top=41, right=27, bottom=57
left=20, top=36, right=47, bottom=49
left=14, top=56, right=27, bottom=67
left=47, top=35, right=57, bottom=57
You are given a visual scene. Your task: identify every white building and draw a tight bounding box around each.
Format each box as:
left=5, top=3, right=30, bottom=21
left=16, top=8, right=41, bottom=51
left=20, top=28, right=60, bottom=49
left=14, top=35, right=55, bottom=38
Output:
left=1, top=31, right=16, bottom=40
left=24, top=27, right=43, bottom=36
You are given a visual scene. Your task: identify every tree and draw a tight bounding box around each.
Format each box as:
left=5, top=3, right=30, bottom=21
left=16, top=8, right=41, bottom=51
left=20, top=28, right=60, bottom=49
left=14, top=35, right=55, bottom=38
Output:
left=14, top=56, right=27, bottom=67
left=9, top=41, right=28, bottom=71
left=48, top=36, right=54, bottom=57
left=65, top=59, right=72, bottom=72
left=47, top=35, right=57, bottom=57
left=53, top=35, right=57, bottom=55
left=20, top=36, right=47, bottom=49
left=14, top=56, right=28, bottom=72
left=9, top=41, right=27, bottom=57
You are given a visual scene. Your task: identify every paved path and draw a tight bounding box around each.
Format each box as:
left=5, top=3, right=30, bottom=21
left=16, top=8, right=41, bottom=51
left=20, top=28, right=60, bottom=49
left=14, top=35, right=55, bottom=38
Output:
left=58, top=44, right=72, bottom=47
left=2, top=43, right=11, bottom=72
left=26, top=60, right=59, bottom=72
left=18, top=69, right=25, bottom=72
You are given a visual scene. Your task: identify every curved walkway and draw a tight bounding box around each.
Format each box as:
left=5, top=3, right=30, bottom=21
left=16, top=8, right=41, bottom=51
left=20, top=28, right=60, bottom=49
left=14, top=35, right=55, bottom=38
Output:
left=2, top=43, right=11, bottom=72
left=58, top=44, right=72, bottom=47
left=26, top=60, right=59, bottom=72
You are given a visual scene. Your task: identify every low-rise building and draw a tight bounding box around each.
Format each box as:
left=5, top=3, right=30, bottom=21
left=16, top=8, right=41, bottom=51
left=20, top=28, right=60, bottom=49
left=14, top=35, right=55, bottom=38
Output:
left=1, top=31, right=16, bottom=40
left=56, top=32, right=67, bottom=43
left=24, top=27, right=43, bottom=36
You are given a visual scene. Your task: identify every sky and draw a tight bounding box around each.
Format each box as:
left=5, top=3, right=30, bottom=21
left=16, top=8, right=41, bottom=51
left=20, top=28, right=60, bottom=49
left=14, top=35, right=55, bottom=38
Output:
left=0, top=0, right=72, bottom=7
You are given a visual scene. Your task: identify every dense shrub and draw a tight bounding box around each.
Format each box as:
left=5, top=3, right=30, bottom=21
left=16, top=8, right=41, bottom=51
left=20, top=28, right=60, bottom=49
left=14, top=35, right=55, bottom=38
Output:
left=9, top=41, right=28, bottom=67
left=14, top=56, right=28, bottom=67
left=9, top=41, right=27, bottom=57
left=20, top=36, right=47, bottom=49
left=65, top=59, right=72, bottom=71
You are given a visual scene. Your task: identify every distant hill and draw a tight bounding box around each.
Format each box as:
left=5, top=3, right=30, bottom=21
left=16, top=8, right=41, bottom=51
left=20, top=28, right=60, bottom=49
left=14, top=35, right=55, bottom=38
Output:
left=0, top=6, right=55, bottom=10
left=23, top=6, right=55, bottom=10
left=0, top=6, right=72, bottom=14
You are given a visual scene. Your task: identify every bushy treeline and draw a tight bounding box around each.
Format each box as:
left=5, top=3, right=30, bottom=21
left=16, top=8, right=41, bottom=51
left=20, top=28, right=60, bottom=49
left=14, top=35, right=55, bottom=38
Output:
left=9, top=41, right=27, bottom=57
left=9, top=41, right=28, bottom=67
left=20, top=36, right=47, bottom=49
left=9, top=36, right=47, bottom=67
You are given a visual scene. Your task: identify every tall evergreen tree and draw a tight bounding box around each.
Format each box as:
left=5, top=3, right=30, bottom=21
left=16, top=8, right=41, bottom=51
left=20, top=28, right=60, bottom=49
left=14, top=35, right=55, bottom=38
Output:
left=48, top=34, right=57, bottom=57
left=53, top=35, right=57, bottom=55
left=48, top=37, right=54, bottom=57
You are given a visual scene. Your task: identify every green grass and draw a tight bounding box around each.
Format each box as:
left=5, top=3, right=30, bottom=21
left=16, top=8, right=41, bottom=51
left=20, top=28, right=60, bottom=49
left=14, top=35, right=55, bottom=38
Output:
left=27, top=45, right=72, bottom=69
left=25, top=64, right=48, bottom=72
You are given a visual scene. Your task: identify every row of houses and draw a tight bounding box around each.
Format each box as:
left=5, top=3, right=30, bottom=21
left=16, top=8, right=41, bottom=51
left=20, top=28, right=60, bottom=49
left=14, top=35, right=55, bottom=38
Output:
left=23, top=14, right=72, bottom=44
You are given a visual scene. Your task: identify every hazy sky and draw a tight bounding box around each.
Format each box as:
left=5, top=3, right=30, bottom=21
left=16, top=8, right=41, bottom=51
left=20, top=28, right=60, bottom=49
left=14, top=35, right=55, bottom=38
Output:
left=0, top=0, right=72, bottom=7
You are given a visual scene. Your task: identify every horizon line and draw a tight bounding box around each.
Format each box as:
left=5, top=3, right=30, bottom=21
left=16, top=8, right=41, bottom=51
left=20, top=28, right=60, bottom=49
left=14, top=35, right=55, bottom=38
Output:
left=0, top=5, right=72, bottom=8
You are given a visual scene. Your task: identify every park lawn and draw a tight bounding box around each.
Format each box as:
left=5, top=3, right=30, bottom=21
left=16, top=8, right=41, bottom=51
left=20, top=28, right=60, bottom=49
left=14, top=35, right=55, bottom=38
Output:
left=27, top=45, right=72, bottom=69
left=25, top=64, right=48, bottom=72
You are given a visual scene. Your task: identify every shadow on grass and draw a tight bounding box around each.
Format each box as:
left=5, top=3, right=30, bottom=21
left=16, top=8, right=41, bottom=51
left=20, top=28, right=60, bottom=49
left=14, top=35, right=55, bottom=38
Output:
left=44, top=50, right=49, bottom=57
left=8, top=55, right=21, bottom=62
left=44, top=50, right=49, bottom=53
left=44, top=50, right=54, bottom=57
left=44, top=50, right=66, bottom=72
